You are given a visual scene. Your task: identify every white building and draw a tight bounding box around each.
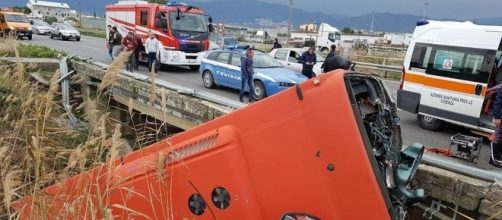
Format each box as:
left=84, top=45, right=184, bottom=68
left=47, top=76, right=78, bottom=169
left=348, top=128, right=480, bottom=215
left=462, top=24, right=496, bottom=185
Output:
left=26, top=0, right=75, bottom=21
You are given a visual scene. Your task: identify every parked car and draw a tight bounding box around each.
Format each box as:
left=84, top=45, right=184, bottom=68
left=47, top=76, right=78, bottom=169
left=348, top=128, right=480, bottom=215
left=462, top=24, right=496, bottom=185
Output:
left=0, top=11, right=32, bottom=40
left=200, top=49, right=308, bottom=100
left=31, top=20, right=50, bottom=35
left=270, top=48, right=325, bottom=76
left=49, top=23, right=80, bottom=41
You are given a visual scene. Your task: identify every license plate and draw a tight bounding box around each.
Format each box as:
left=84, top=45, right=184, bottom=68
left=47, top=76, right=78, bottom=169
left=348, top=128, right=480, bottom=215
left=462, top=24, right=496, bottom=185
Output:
left=188, top=59, right=196, bottom=63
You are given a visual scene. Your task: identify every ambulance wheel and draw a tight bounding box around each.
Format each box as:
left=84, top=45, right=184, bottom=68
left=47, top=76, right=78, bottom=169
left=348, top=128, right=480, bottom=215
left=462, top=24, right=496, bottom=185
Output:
left=418, top=114, right=443, bottom=131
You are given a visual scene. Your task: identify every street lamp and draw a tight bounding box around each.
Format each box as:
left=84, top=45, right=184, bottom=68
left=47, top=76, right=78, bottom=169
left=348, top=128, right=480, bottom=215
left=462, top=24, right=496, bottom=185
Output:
left=286, top=0, right=293, bottom=45
left=423, top=2, right=429, bottom=19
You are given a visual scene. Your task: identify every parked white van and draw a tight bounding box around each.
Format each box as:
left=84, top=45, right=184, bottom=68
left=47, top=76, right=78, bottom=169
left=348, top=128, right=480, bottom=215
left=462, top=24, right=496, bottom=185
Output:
left=397, top=20, right=502, bottom=134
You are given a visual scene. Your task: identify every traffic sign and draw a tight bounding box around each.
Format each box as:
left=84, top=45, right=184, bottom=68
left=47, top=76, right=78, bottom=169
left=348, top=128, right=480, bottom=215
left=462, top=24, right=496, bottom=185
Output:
left=216, top=22, right=225, bottom=34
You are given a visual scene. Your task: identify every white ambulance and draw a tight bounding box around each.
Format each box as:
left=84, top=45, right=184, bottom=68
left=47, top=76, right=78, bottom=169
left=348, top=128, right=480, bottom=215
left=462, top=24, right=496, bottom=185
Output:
left=397, top=20, right=502, bottom=134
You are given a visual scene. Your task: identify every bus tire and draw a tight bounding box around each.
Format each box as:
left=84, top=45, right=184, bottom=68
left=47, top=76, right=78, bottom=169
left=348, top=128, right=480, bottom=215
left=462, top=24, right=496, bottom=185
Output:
left=417, top=114, right=443, bottom=131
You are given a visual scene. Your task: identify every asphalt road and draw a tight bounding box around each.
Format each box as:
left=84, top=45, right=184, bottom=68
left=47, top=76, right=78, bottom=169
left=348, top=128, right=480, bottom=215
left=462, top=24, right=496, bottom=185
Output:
left=26, top=34, right=498, bottom=170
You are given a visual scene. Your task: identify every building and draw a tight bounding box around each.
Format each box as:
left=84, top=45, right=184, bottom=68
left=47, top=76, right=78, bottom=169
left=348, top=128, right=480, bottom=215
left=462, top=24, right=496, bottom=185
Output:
left=299, top=23, right=317, bottom=32
left=26, top=0, right=76, bottom=21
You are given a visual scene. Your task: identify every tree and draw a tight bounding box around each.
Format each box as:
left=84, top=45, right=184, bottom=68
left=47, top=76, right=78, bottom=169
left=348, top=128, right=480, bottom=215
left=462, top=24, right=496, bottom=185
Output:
left=341, top=27, right=355, bottom=34
left=43, top=16, right=58, bottom=25
left=23, top=7, right=32, bottom=15
left=11, top=6, right=31, bottom=15
left=148, top=0, right=167, bottom=4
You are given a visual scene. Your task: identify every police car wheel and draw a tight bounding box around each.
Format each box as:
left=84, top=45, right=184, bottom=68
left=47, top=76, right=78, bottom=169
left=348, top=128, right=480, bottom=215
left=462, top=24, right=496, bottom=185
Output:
left=203, top=70, right=215, bottom=89
left=418, top=114, right=443, bottom=131
left=253, top=80, right=266, bottom=100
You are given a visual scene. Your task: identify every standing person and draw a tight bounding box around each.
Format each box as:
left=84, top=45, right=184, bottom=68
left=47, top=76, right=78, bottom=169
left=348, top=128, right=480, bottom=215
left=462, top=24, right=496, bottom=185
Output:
left=121, top=31, right=138, bottom=72
left=491, top=85, right=502, bottom=168
left=271, top=38, right=282, bottom=51
left=107, top=25, right=114, bottom=60
left=321, top=44, right=337, bottom=70
left=326, top=44, right=337, bottom=59
left=239, top=48, right=255, bottom=103
left=322, top=54, right=352, bottom=73
left=144, top=31, right=159, bottom=73
left=111, top=26, right=123, bottom=59
left=299, top=47, right=317, bottom=79
left=134, top=34, right=144, bottom=71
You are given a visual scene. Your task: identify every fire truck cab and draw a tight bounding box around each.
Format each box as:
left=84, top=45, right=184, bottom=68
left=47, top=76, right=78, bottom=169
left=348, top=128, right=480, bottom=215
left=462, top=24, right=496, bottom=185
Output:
left=106, top=1, right=212, bottom=70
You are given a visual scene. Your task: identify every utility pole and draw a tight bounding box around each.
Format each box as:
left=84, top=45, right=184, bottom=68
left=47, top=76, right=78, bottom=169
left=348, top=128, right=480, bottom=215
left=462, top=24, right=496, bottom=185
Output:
left=287, top=0, right=293, bottom=45
left=370, top=13, right=374, bottom=33
left=79, top=0, right=82, bottom=26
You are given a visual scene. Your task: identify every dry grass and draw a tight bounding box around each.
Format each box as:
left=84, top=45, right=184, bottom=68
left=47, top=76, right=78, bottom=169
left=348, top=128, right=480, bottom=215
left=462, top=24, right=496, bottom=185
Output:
left=0, top=38, right=177, bottom=219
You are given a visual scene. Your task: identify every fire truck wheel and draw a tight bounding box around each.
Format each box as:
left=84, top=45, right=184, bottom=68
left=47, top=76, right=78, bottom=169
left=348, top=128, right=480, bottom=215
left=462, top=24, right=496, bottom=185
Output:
left=203, top=70, right=215, bottom=89
left=417, top=114, right=443, bottom=131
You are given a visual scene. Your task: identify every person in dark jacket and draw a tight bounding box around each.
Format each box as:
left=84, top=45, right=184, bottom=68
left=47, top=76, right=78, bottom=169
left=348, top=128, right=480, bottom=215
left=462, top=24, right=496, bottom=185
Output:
left=322, top=55, right=352, bottom=73
left=107, top=25, right=114, bottom=60
left=111, top=26, right=123, bottom=59
left=271, top=38, right=282, bottom=51
left=326, top=44, right=337, bottom=59
left=321, top=44, right=337, bottom=70
left=491, top=85, right=502, bottom=167
left=240, top=48, right=255, bottom=103
left=299, top=47, right=317, bottom=79
left=134, top=35, right=144, bottom=70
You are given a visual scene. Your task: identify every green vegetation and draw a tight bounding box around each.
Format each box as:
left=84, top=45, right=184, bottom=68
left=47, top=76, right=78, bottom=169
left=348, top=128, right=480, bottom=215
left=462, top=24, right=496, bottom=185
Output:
left=77, top=28, right=106, bottom=39
left=43, top=16, right=58, bottom=25
left=0, top=43, right=65, bottom=58
left=10, top=6, right=31, bottom=14
left=342, top=27, right=355, bottom=34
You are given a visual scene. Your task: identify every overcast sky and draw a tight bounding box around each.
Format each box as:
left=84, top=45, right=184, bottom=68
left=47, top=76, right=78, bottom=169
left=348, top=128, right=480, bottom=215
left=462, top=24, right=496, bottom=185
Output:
left=0, top=0, right=500, bottom=20
left=256, top=0, right=501, bottom=19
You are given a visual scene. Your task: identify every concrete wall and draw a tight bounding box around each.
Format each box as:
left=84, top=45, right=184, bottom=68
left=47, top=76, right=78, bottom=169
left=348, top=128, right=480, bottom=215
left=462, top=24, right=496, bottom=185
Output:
left=71, top=61, right=235, bottom=130
left=415, top=165, right=502, bottom=219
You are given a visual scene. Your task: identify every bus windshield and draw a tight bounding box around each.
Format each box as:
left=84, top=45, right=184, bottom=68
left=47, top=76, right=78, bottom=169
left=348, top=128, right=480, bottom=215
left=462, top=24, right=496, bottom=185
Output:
left=169, top=13, right=207, bottom=33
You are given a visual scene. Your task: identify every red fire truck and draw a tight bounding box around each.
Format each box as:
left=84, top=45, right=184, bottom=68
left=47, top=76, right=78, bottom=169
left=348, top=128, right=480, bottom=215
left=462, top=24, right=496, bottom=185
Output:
left=106, top=1, right=213, bottom=70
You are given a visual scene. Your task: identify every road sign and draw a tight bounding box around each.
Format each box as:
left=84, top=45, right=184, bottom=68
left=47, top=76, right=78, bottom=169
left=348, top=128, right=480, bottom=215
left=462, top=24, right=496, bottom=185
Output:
left=216, top=22, right=225, bottom=34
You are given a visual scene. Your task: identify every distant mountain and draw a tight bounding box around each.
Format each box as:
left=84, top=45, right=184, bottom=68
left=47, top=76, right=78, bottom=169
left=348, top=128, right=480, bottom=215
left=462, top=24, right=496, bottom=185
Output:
left=475, top=17, right=502, bottom=26
left=189, top=0, right=348, bottom=26
left=2, top=0, right=502, bottom=33
left=335, top=13, right=422, bottom=33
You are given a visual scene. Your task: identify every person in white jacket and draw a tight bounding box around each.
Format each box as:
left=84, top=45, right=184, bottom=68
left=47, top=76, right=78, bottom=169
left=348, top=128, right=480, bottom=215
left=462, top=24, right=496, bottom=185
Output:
left=144, top=31, right=160, bottom=72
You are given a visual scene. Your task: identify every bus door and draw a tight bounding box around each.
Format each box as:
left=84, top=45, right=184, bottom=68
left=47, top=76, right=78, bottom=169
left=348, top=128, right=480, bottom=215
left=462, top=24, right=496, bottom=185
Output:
left=415, top=43, right=496, bottom=127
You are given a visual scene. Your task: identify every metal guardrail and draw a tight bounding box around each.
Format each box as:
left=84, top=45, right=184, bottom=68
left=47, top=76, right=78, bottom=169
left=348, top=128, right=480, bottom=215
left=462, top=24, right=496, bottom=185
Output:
left=355, top=61, right=402, bottom=74
left=422, top=153, right=502, bottom=182
left=87, top=60, right=246, bottom=110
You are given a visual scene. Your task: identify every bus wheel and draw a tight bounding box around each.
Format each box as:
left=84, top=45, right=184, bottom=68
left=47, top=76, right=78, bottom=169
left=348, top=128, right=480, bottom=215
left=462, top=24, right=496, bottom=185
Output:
left=418, top=114, right=443, bottom=131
